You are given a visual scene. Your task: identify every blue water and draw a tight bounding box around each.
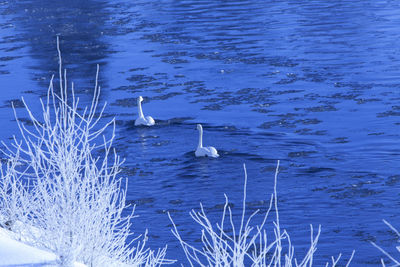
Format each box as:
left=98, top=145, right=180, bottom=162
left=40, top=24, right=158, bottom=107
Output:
left=1, top=0, right=400, bottom=265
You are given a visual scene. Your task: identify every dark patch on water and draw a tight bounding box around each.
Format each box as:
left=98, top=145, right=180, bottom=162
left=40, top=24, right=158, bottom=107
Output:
left=127, top=197, right=155, bottom=206
left=303, top=167, right=335, bottom=174
left=11, top=117, right=34, bottom=126
left=259, top=119, right=296, bottom=129
left=111, top=97, right=136, bottom=107
left=385, top=175, right=400, bottom=186
left=1, top=99, right=25, bottom=108
left=295, top=129, right=327, bottom=135
left=169, top=199, right=183, bottom=205
left=353, top=230, right=376, bottom=243
left=331, top=137, right=349, bottom=143
left=356, top=98, right=380, bottom=104
left=288, top=151, right=317, bottom=158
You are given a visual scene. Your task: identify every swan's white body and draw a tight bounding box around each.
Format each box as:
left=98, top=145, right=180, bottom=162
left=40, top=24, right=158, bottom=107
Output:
left=135, top=96, right=155, bottom=126
left=195, top=124, right=219, bottom=158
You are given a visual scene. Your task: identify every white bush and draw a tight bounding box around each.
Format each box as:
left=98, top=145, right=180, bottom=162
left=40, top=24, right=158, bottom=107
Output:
left=169, top=161, right=355, bottom=267
left=0, top=37, right=172, bottom=267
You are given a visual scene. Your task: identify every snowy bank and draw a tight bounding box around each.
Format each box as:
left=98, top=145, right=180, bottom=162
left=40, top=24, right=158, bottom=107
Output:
left=0, top=227, right=85, bottom=267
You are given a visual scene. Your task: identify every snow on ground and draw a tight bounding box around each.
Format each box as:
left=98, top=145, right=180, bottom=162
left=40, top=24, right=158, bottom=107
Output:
left=0, top=227, right=86, bottom=267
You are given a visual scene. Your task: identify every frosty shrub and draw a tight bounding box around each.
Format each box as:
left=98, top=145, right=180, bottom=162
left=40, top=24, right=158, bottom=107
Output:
left=371, top=220, right=400, bottom=266
left=169, top=161, right=355, bottom=267
left=0, top=37, right=172, bottom=267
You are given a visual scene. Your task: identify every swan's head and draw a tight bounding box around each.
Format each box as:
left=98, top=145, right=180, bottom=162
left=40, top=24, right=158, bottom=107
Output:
left=138, top=96, right=143, bottom=102
left=196, top=124, right=203, bottom=131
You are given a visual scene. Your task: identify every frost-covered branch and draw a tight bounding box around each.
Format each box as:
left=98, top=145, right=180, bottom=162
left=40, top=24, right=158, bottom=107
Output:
left=169, top=161, right=355, bottom=267
left=371, top=220, right=400, bottom=267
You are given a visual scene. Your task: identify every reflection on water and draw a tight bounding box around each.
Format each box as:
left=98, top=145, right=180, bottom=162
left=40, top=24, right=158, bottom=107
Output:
left=1, top=0, right=400, bottom=265
left=1, top=0, right=111, bottom=93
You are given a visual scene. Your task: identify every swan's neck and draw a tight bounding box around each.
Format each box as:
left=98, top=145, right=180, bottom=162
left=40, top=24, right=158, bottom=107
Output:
left=198, top=128, right=203, bottom=148
left=137, top=100, right=144, bottom=118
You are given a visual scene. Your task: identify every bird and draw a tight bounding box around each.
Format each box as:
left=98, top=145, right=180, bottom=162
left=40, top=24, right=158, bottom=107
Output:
left=135, top=96, right=155, bottom=126
left=195, top=124, right=219, bottom=158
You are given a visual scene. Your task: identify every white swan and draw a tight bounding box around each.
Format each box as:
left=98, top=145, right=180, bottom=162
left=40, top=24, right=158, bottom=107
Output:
left=195, top=124, right=219, bottom=158
left=135, top=96, right=155, bottom=126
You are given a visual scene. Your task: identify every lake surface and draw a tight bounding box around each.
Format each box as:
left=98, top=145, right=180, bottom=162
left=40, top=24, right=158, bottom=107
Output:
left=1, top=0, right=400, bottom=265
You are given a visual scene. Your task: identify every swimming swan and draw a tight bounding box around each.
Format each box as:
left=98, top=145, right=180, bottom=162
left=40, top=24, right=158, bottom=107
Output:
left=135, top=96, right=155, bottom=126
left=195, top=124, right=219, bottom=158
